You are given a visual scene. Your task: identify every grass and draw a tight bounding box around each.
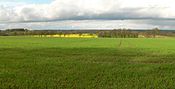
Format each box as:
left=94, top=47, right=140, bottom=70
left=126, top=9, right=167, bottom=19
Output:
left=0, top=36, right=175, bottom=89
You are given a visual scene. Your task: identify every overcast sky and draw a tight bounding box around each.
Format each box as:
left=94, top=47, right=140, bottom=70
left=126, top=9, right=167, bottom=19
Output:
left=0, top=0, right=175, bottom=30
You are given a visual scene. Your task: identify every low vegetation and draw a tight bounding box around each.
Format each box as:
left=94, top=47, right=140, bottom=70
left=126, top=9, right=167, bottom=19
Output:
left=0, top=37, right=175, bottom=88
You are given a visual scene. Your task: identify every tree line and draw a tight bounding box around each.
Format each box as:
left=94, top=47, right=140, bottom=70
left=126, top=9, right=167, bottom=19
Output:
left=0, top=28, right=175, bottom=38
left=97, top=29, right=139, bottom=38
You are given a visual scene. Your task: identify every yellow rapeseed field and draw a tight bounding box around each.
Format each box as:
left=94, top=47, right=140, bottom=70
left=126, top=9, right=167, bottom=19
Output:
left=34, top=34, right=98, bottom=38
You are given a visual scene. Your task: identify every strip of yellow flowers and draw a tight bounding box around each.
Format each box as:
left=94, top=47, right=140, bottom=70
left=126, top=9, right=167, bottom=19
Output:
left=34, top=34, right=98, bottom=38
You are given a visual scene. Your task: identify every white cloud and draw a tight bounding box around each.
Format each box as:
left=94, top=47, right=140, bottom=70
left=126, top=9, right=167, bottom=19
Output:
left=0, top=0, right=175, bottom=22
left=0, top=0, right=175, bottom=29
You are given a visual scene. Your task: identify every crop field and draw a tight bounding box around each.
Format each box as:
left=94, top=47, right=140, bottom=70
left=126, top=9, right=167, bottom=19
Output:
left=0, top=36, right=175, bottom=89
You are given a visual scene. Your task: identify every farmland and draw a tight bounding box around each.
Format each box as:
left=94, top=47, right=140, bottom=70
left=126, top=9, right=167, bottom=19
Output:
left=0, top=36, right=175, bottom=89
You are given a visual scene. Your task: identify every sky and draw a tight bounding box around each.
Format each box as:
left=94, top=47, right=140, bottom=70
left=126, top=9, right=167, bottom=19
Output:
left=0, top=0, right=51, bottom=4
left=0, top=0, right=175, bottom=30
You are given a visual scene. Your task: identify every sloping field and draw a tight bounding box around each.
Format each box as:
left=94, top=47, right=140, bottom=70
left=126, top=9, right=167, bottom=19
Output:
left=0, top=36, right=175, bottom=89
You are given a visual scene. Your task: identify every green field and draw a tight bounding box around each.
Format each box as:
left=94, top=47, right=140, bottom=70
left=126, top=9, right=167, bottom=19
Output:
left=0, top=36, right=175, bottom=89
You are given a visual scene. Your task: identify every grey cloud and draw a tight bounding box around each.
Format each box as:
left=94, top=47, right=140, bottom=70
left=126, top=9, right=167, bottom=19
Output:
left=1, top=20, right=175, bottom=30
left=0, top=0, right=175, bottom=30
left=0, top=0, right=175, bottom=22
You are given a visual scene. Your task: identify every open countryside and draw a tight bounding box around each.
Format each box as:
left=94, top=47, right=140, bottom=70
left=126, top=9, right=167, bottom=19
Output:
left=1, top=0, right=175, bottom=88
left=0, top=36, right=175, bottom=88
